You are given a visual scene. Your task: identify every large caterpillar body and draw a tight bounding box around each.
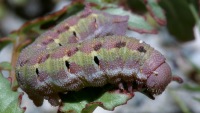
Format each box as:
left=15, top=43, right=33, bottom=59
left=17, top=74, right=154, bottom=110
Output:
left=19, top=7, right=128, bottom=63
left=16, top=7, right=182, bottom=107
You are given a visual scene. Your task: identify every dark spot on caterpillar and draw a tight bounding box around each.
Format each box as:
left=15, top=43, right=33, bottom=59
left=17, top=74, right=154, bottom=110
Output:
left=93, top=43, right=102, bottom=51
left=58, top=43, right=62, bottom=46
left=64, top=25, right=70, bottom=30
left=94, top=56, right=100, bottom=66
left=67, top=47, right=79, bottom=57
left=36, top=68, right=39, bottom=76
left=20, top=59, right=28, bottom=67
left=94, top=18, right=98, bottom=28
left=75, top=47, right=79, bottom=51
left=42, top=38, right=54, bottom=46
left=38, top=58, right=42, bottom=64
left=65, top=61, right=70, bottom=69
left=17, top=72, right=20, bottom=77
left=67, top=51, right=72, bottom=57
left=57, top=30, right=61, bottom=34
left=73, top=31, right=77, bottom=37
left=38, top=54, right=50, bottom=64
left=17, top=72, right=24, bottom=85
left=57, top=25, right=70, bottom=34
left=105, top=33, right=113, bottom=36
left=94, top=18, right=97, bottom=23
left=115, top=41, right=126, bottom=48
left=137, top=46, right=146, bottom=53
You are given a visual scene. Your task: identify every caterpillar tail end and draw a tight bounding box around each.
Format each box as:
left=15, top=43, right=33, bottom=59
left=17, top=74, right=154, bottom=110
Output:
left=171, top=75, right=183, bottom=84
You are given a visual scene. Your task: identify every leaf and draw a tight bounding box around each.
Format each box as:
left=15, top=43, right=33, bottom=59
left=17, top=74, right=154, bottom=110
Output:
left=0, top=62, right=12, bottom=71
left=145, top=0, right=166, bottom=25
left=9, top=1, right=85, bottom=47
left=59, top=85, right=133, bottom=113
left=120, top=0, right=147, bottom=14
left=0, top=73, right=25, bottom=113
left=86, top=0, right=118, bottom=9
left=169, top=90, right=191, bottom=113
left=0, top=35, right=16, bottom=51
left=159, top=0, right=196, bottom=42
left=104, top=7, right=157, bottom=33
left=183, top=84, right=200, bottom=92
left=16, top=2, right=84, bottom=34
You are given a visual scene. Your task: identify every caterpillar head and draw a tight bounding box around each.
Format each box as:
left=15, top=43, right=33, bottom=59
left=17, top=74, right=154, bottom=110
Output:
left=143, top=63, right=183, bottom=99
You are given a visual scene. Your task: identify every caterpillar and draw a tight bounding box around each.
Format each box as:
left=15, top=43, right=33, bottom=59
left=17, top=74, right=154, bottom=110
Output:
left=18, top=7, right=129, bottom=63
left=15, top=7, right=183, bottom=107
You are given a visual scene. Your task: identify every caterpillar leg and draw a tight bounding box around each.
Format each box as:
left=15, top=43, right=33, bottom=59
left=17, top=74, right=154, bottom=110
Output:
left=127, top=82, right=134, bottom=96
left=45, top=94, right=61, bottom=106
left=118, top=82, right=125, bottom=91
left=118, top=82, right=135, bottom=96
left=27, top=92, right=44, bottom=106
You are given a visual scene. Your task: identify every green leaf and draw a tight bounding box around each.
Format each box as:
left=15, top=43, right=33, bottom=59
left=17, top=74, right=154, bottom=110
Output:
left=0, top=73, right=24, bottom=113
left=183, top=84, right=200, bottom=92
left=169, top=90, right=191, bottom=113
left=0, top=62, right=12, bottom=71
left=159, top=0, right=196, bottom=42
left=145, top=0, right=166, bottom=25
left=59, top=85, right=132, bottom=113
left=104, top=7, right=156, bottom=33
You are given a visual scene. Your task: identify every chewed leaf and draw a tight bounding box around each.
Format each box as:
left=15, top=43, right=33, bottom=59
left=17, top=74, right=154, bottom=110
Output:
left=0, top=73, right=25, bottom=113
left=104, top=7, right=157, bottom=33
left=145, top=0, right=166, bottom=25
left=59, top=85, right=133, bottom=113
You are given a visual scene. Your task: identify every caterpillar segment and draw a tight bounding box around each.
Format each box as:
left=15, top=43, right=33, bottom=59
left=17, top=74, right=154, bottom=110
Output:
left=16, top=36, right=183, bottom=106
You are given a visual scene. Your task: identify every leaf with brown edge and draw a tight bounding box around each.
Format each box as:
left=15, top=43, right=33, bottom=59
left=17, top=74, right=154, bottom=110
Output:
left=16, top=2, right=84, bottom=34
left=0, top=35, right=16, bottom=51
left=86, top=0, right=118, bottom=9
left=104, top=7, right=157, bottom=34
left=144, top=0, right=166, bottom=25
left=11, top=1, right=85, bottom=45
left=59, top=85, right=133, bottom=113
left=0, top=72, right=25, bottom=113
